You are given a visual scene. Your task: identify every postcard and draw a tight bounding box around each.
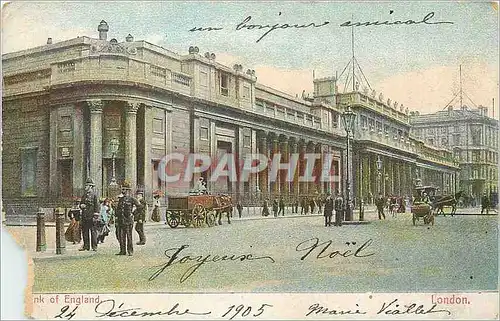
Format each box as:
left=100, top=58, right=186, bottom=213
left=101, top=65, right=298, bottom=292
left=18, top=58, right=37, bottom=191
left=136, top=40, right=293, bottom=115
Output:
left=1, top=1, right=499, bottom=320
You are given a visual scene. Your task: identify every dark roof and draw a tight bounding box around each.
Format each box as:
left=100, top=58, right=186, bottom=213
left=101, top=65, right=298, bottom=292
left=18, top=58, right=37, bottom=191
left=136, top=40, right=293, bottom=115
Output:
left=410, top=108, right=498, bottom=125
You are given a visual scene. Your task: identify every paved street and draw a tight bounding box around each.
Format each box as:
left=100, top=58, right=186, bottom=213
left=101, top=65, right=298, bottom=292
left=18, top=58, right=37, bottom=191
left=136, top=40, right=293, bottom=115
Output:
left=16, top=208, right=496, bottom=294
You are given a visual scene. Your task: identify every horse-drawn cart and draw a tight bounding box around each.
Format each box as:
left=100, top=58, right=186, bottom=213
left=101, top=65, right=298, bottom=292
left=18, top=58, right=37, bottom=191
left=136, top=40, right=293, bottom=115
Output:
left=165, top=193, right=233, bottom=228
left=411, top=186, right=436, bottom=226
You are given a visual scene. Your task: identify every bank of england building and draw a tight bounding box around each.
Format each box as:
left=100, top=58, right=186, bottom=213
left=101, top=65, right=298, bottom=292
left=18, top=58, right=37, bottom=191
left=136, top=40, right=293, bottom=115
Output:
left=2, top=21, right=473, bottom=220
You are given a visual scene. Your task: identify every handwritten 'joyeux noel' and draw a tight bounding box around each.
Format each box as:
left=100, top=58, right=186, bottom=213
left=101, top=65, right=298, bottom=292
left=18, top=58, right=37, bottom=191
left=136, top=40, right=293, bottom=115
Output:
left=189, top=11, right=454, bottom=43
left=148, top=237, right=375, bottom=283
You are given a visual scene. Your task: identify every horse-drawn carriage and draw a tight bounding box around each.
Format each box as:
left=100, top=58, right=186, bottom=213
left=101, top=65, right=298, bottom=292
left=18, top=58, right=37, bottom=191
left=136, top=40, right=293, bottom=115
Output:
left=411, top=186, right=436, bottom=226
left=165, top=193, right=233, bottom=228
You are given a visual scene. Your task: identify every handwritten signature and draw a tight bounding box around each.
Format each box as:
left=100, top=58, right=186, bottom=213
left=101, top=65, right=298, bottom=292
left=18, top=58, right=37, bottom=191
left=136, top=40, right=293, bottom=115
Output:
left=149, top=245, right=276, bottom=283
left=188, top=11, right=453, bottom=43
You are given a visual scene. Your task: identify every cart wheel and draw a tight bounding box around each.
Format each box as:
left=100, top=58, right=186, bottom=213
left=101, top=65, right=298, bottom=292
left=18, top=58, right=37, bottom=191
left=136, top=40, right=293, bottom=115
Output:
left=192, top=204, right=206, bottom=228
left=181, top=211, right=192, bottom=227
left=206, top=210, right=216, bottom=227
left=166, top=211, right=179, bottom=228
left=412, top=214, right=416, bottom=226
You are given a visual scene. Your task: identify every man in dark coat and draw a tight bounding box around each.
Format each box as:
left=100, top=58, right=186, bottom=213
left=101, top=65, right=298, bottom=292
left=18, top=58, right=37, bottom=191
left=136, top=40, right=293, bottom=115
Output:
left=115, top=181, right=141, bottom=256
left=134, top=191, right=147, bottom=245
left=278, top=197, right=285, bottom=216
left=334, top=191, right=344, bottom=226
left=375, top=193, right=386, bottom=220
left=323, top=193, right=334, bottom=227
left=79, top=178, right=100, bottom=251
left=481, top=193, right=490, bottom=215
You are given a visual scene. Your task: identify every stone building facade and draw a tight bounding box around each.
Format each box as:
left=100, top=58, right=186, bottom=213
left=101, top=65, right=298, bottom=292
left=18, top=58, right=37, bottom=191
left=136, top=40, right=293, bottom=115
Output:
left=2, top=21, right=460, bottom=218
left=410, top=106, right=499, bottom=205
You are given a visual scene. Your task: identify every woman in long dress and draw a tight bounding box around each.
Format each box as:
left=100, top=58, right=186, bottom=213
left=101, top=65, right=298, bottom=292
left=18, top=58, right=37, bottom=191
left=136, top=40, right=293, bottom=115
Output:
left=97, top=198, right=111, bottom=243
left=151, top=193, right=161, bottom=222
left=65, top=200, right=82, bottom=244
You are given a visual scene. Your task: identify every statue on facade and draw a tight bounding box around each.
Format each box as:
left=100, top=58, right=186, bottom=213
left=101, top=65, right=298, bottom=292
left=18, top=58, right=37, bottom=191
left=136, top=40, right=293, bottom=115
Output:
left=387, top=98, right=392, bottom=107
left=394, top=101, right=399, bottom=110
left=379, top=93, right=384, bottom=102
left=371, top=89, right=376, bottom=98
left=363, top=86, right=369, bottom=95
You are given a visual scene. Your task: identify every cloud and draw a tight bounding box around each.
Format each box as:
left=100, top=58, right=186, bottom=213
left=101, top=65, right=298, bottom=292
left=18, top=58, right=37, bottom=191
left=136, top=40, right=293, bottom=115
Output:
left=254, top=65, right=314, bottom=97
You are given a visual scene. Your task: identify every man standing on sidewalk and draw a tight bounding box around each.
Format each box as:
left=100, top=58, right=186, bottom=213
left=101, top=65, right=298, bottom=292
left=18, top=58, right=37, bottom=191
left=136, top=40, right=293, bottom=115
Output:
left=134, top=191, right=147, bottom=245
left=375, top=193, right=386, bottom=220
left=323, top=193, right=333, bottom=227
left=115, top=181, right=140, bottom=256
left=481, top=193, right=490, bottom=215
left=278, top=197, right=285, bottom=216
left=79, top=178, right=99, bottom=252
left=334, top=191, right=343, bottom=227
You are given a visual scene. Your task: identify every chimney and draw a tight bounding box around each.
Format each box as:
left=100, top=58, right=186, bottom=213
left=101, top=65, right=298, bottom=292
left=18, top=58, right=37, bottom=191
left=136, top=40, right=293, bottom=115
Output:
left=125, top=34, right=134, bottom=42
left=47, top=38, right=53, bottom=44
left=447, top=106, right=453, bottom=112
left=97, top=20, right=109, bottom=41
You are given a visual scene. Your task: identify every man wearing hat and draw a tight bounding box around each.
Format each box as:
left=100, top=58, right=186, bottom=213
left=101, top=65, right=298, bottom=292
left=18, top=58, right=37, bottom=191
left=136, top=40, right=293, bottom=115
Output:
left=115, top=180, right=141, bottom=256
left=134, top=190, right=147, bottom=245
left=79, top=178, right=100, bottom=251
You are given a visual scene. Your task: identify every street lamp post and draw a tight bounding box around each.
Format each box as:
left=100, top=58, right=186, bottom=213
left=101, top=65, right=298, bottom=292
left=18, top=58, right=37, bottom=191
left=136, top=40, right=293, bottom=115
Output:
left=109, top=137, right=120, bottom=186
left=341, top=105, right=356, bottom=221
left=376, top=156, right=382, bottom=196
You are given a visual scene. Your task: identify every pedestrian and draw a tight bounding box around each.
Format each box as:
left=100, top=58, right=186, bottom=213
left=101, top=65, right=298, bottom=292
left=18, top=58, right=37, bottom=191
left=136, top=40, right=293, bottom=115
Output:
left=300, top=197, right=307, bottom=215
left=278, top=197, right=285, bottom=216
left=481, top=193, right=490, bottom=215
left=236, top=201, right=243, bottom=218
left=310, top=197, right=316, bottom=214
left=375, top=193, right=386, bottom=220
left=65, top=198, right=82, bottom=244
left=114, top=193, right=123, bottom=241
left=323, top=193, right=333, bottom=227
left=151, top=192, right=161, bottom=222
left=262, top=199, right=270, bottom=217
left=293, top=198, right=299, bottom=214
left=97, top=198, right=111, bottom=244
left=272, top=199, right=279, bottom=217
left=334, top=191, right=343, bottom=226
left=115, top=180, right=140, bottom=256
left=317, top=195, right=323, bottom=214
left=78, top=178, right=100, bottom=251
left=134, top=191, right=147, bottom=246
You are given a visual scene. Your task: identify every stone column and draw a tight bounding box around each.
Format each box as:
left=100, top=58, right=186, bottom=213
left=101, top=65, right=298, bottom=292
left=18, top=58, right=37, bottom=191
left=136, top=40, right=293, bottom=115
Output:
left=87, top=100, right=103, bottom=196
left=307, top=142, right=315, bottom=196
left=298, top=141, right=307, bottom=195
left=258, top=132, right=268, bottom=195
left=290, top=138, right=299, bottom=195
left=49, top=106, right=59, bottom=197
left=73, top=104, right=85, bottom=195
left=314, top=144, right=322, bottom=194
left=280, top=137, right=290, bottom=197
left=271, top=137, right=279, bottom=196
left=125, top=102, right=140, bottom=189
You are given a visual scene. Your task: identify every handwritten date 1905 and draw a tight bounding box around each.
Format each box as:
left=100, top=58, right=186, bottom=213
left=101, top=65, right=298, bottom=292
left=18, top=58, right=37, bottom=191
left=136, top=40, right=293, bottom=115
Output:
left=222, top=304, right=273, bottom=320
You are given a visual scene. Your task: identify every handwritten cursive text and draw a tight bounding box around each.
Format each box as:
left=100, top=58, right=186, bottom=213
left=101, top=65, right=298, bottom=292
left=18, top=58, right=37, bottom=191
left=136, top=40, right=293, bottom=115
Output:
left=296, top=238, right=375, bottom=261
left=149, top=245, right=276, bottom=283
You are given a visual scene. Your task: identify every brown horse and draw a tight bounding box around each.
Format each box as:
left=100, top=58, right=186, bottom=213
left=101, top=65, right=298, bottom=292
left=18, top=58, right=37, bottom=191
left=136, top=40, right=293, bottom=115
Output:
left=214, top=194, right=233, bottom=225
left=432, top=191, right=463, bottom=217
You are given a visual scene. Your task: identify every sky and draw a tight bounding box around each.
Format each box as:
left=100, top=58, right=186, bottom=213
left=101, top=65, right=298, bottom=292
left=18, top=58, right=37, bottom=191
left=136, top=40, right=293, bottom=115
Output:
left=2, top=1, right=499, bottom=117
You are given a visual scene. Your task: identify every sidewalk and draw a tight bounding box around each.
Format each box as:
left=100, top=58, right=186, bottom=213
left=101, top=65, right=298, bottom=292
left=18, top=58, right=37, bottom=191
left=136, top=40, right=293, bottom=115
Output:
left=4, top=206, right=379, bottom=260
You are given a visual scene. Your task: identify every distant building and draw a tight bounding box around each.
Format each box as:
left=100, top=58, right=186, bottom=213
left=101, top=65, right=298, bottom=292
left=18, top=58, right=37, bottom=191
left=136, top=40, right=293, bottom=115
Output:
left=410, top=105, right=499, bottom=205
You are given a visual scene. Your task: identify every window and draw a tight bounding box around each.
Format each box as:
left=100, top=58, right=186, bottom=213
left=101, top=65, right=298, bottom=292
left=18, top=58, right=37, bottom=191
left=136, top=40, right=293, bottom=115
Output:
left=384, top=124, right=389, bottom=136
left=453, top=134, right=460, bottom=146
left=287, top=111, right=295, bottom=121
left=242, top=84, right=250, bottom=98
left=200, top=70, right=208, bottom=87
left=332, top=113, right=339, bottom=128
left=153, top=118, right=163, bottom=134
left=243, top=135, right=251, bottom=148
left=376, top=121, right=382, bottom=134
left=59, top=115, right=73, bottom=142
left=255, top=100, right=265, bottom=113
left=219, top=73, right=229, bottom=96
left=200, top=127, right=209, bottom=140
left=440, top=127, right=447, bottom=134
left=368, top=118, right=375, bottom=131
left=441, top=137, right=448, bottom=146
left=361, top=115, right=367, bottom=129
left=277, top=107, right=285, bottom=119
left=21, top=148, right=38, bottom=196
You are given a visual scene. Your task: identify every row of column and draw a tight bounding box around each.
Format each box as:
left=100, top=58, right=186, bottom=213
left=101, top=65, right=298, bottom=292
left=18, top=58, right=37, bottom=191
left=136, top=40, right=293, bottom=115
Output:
left=87, top=100, right=139, bottom=196
left=257, top=132, right=339, bottom=197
